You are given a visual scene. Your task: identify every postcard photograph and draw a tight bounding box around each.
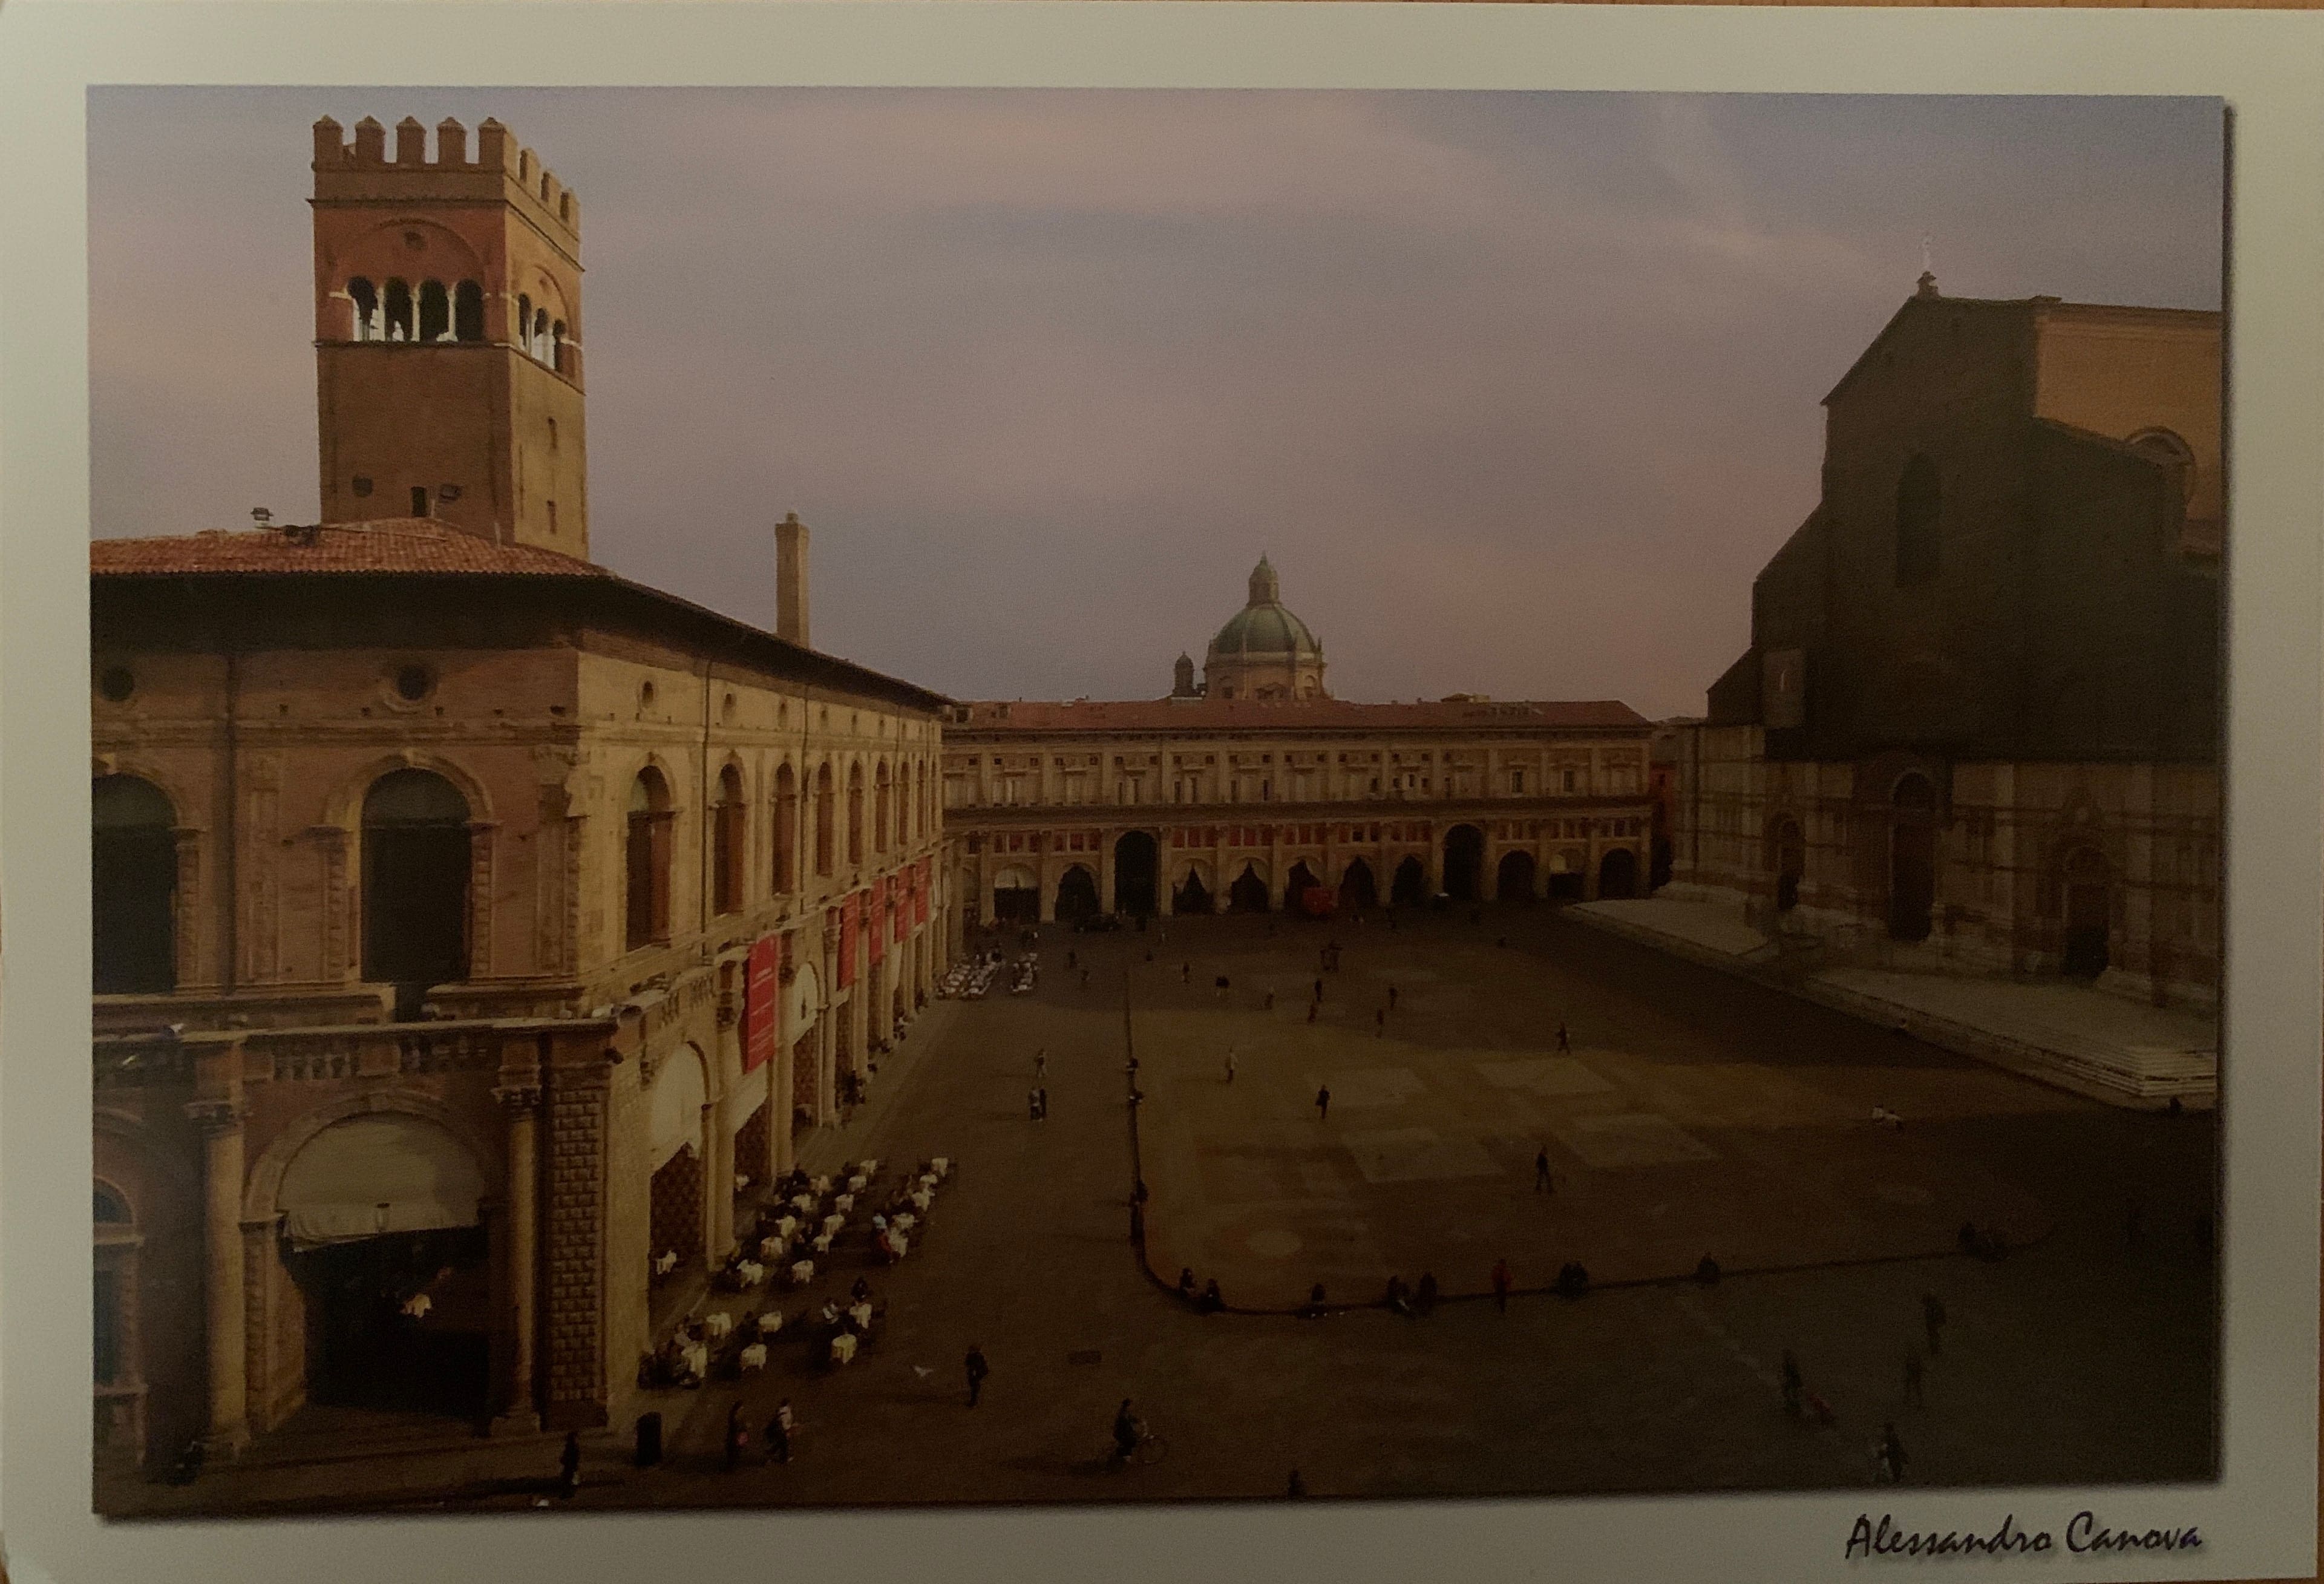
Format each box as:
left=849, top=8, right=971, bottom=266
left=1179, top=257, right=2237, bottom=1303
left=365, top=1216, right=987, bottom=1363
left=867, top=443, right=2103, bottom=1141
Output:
left=82, top=83, right=2228, bottom=1526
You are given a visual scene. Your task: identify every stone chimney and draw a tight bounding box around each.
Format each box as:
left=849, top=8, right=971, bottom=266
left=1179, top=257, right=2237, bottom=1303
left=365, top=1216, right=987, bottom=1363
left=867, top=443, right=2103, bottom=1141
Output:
left=776, top=512, right=810, bottom=648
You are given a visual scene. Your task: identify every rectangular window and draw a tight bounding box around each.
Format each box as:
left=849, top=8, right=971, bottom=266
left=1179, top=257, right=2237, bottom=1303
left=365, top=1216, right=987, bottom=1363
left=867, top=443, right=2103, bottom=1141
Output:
left=1511, top=769, right=1526, bottom=794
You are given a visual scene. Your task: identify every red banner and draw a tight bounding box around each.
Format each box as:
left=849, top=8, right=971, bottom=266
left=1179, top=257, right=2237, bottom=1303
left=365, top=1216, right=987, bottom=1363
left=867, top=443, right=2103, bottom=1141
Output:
left=837, top=897, right=859, bottom=987
left=868, top=879, right=888, bottom=966
left=916, top=859, right=931, bottom=925
left=893, top=872, right=908, bottom=941
left=744, top=935, right=779, bottom=1072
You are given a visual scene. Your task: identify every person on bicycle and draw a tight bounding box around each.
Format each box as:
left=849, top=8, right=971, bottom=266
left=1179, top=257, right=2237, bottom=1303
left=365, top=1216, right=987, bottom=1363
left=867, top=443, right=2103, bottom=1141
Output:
left=1112, top=1398, right=1144, bottom=1462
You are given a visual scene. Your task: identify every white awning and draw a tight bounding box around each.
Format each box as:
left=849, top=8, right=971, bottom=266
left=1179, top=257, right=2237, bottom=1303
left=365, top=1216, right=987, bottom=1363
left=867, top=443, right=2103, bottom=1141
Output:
left=278, top=1113, right=485, bottom=1249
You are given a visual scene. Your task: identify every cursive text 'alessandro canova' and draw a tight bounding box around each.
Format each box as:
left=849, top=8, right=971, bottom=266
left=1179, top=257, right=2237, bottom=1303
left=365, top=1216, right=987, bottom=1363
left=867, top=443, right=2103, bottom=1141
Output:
left=1845, top=1511, right=2202, bottom=1560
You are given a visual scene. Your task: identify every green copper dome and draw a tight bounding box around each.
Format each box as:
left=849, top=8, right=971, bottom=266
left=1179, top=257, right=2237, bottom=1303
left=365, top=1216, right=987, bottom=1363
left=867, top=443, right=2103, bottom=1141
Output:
left=1209, top=555, right=1323, bottom=657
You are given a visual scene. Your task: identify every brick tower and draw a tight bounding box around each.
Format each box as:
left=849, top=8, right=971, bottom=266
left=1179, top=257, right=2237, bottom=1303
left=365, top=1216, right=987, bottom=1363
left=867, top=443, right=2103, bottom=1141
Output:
left=311, top=115, right=588, bottom=557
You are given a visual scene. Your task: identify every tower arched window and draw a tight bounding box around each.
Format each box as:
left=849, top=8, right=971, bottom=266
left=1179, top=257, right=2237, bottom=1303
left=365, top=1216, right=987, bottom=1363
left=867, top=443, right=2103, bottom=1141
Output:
left=361, top=768, right=472, bottom=1007
left=347, top=277, right=379, bottom=341
left=533, top=309, right=550, bottom=363
left=383, top=278, right=414, bottom=342
left=516, top=293, right=532, bottom=354
left=713, top=765, right=746, bottom=916
left=773, top=763, right=799, bottom=895
left=417, top=279, right=450, bottom=343
left=2129, top=428, right=2197, bottom=503
left=550, top=319, right=566, bottom=375
left=848, top=764, right=865, bottom=868
left=1896, top=454, right=1941, bottom=586
left=626, top=768, right=674, bottom=950
left=874, top=764, right=892, bottom=856
left=814, top=764, right=835, bottom=877
left=93, top=775, right=177, bottom=995
left=453, top=280, right=485, bottom=342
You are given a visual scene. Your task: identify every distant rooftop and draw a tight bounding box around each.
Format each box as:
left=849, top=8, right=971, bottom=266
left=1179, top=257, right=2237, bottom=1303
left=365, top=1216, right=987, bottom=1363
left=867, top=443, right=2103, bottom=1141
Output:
left=953, top=698, right=1650, bottom=733
left=91, top=520, right=608, bottom=579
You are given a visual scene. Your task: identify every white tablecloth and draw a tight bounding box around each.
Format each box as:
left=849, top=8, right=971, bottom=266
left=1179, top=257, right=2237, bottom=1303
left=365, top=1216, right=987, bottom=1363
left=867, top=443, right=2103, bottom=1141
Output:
left=791, top=1194, right=817, bottom=1214
left=910, top=1190, right=932, bottom=1212
left=739, top=1343, right=768, bottom=1372
left=811, top=1233, right=834, bottom=1254
left=931, top=1157, right=949, bottom=1176
left=847, top=1302, right=873, bottom=1330
left=775, top=1215, right=799, bottom=1240
left=758, top=1311, right=783, bottom=1334
left=736, top=1261, right=765, bottom=1286
left=788, top=1260, right=814, bottom=1285
left=846, top=1175, right=868, bottom=1193
left=834, top=1194, right=854, bottom=1214
left=810, top=1176, right=833, bottom=1194
left=830, top=1334, right=858, bottom=1366
left=681, top=1343, right=709, bottom=1378
left=704, top=1312, right=733, bottom=1339
left=759, top=1237, right=784, bottom=1261
left=822, top=1214, right=845, bottom=1235
left=892, top=1213, right=916, bottom=1232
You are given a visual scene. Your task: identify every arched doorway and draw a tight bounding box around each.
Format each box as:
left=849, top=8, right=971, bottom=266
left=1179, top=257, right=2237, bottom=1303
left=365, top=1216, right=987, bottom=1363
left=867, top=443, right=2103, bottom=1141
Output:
left=2061, top=846, right=2112, bottom=979
left=1771, top=817, right=1806, bottom=912
left=1888, top=774, right=1937, bottom=943
left=362, top=769, right=471, bottom=1017
left=1597, top=848, right=1638, bottom=899
left=646, top=1046, right=707, bottom=1276
left=1228, top=862, right=1271, bottom=914
left=1114, top=831, right=1160, bottom=917
left=1442, top=825, right=1485, bottom=903
left=1547, top=849, right=1586, bottom=901
left=1286, top=860, right=1322, bottom=900
left=627, top=767, right=674, bottom=949
left=992, top=864, right=1039, bottom=924
left=1496, top=850, right=1536, bottom=903
left=1390, top=856, right=1428, bottom=908
left=93, top=775, right=177, bottom=993
left=1056, top=865, right=1100, bottom=922
left=1173, top=865, right=1214, bottom=915
left=1340, top=858, right=1379, bottom=911
left=278, top=1113, right=489, bottom=1420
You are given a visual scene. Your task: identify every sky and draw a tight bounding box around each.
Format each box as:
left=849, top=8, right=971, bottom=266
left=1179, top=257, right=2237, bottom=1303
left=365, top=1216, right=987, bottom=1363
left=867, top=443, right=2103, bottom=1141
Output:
left=88, top=88, right=2223, bottom=718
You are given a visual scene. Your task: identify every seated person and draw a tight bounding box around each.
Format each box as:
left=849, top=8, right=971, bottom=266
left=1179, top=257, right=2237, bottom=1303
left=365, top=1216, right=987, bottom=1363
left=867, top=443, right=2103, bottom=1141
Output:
left=1112, top=1399, right=1142, bottom=1461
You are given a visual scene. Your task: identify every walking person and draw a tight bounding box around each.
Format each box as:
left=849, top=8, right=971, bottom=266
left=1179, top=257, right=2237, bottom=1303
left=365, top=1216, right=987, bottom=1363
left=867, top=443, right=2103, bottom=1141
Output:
left=764, top=1407, right=791, bottom=1464
left=1491, top=1257, right=1513, bottom=1312
left=1287, top=1470, right=1308, bottom=1497
left=1306, top=1001, right=1318, bottom=1025
left=1183, top=963, right=1192, bottom=984
left=1555, top=1022, right=1571, bottom=1054
left=1225, top=1048, right=1237, bottom=1084
left=1313, top=977, right=1324, bottom=1003
left=1903, top=1351, right=1925, bottom=1407
left=1921, top=1292, right=1946, bottom=1356
left=1035, top=1049, right=1047, bottom=1081
left=1534, top=1148, right=1553, bottom=1193
left=1877, top=1422, right=1908, bottom=1484
left=1780, top=1349, right=1804, bottom=1418
left=1036, top=1085, right=1049, bottom=1120
left=558, top=1430, right=581, bottom=1498
left=1315, top=1085, right=1331, bottom=1122
left=1029, top=1087, right=1043, bottom=1123
left=724, top=1402, right=750, bottom=1472
left=1081, top=968, right=1092, bottom=990
left=1387, top=984, right=1399, bottom=1012
left=964, top=1346, right=990, bottom=1408
left=1375, top=1007, right=1386, bottom=1037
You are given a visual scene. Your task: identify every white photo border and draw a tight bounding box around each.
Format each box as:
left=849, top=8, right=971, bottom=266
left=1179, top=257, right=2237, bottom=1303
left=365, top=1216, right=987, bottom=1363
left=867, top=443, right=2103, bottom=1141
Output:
left=2, top=4, right=2318, bottom=1582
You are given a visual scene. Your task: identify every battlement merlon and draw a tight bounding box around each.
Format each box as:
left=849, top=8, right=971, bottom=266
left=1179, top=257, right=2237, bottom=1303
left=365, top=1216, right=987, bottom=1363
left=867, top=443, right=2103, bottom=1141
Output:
left=310, top=116, right=581, bottom=248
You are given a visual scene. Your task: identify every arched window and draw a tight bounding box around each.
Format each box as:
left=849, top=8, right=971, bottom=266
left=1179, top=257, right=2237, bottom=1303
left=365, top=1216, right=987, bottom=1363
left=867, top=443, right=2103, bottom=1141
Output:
left=773, top=764, right=799, bottom=894
left=453, top=281, right=485, bottom=342
left=533, top=308, right=550, bottom=362
left=93, top=775, right=177, bottom=995
left=348, top=277, right=379, bottom=341
left=516, top=293, right=532, bottom=353
left=713, top=765, right=746, bottom=916
left=550, top=319, right=566, bottom=375
left=384, top=278, right=414, bottom=342
left=2129, top=428, right=2197, bottom=503
left=874, top=764, right=892, bottom=856
left=847, top=764, right=865, bottom=867
left=626, top=768, right=674, bottom=949
left=361, top=768, right=471, bottom=1004
left=417, top=279, right=450, bottom=342
left=93, top=1180, right=137, bottom=1395
left=814, top=764, right=835, bottom=877
left=1896, top=454, right=1941, bottom=586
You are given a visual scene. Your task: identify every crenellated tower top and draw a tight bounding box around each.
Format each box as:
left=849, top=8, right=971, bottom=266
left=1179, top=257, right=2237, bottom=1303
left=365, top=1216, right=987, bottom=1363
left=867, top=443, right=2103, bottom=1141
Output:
left=313, top=114, right=580, bottom=250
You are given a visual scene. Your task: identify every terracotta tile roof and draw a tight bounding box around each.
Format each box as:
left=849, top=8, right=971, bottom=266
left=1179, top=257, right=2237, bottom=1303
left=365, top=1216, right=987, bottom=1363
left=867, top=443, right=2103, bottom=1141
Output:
left=90, top=520, right=611, bottom=579
left=954, top=698, right=1650, bottom=733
